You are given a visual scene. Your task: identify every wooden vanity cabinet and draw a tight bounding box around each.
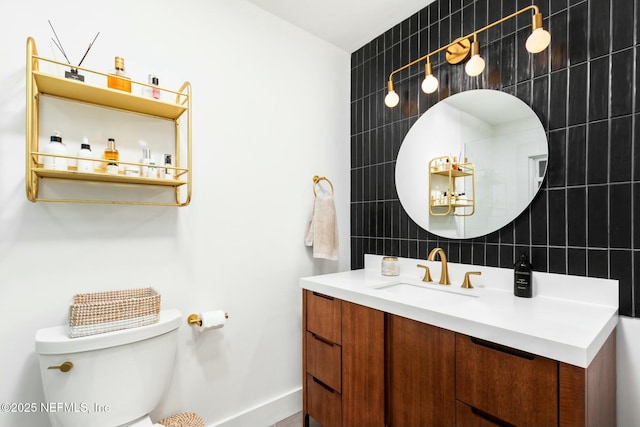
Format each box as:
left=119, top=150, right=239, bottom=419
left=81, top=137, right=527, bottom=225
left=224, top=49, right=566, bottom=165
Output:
left=302, top=290, right=384, bottom=427
left=302, top=290, right=616, bottom=427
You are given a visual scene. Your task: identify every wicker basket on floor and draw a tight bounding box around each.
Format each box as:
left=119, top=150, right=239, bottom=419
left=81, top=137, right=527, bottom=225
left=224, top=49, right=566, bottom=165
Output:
left=68, top=287, right=160, bottom=338
left=157, top=412, right=204, bottom=427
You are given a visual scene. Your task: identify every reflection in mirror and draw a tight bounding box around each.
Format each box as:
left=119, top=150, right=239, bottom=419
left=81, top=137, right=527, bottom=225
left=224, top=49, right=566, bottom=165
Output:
left=396, top=89, right=548, bottom=239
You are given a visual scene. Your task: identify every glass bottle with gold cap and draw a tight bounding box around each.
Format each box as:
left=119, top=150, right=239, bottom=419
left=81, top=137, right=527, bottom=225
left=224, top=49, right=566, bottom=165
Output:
left=107, top=56, right=131, bottom=92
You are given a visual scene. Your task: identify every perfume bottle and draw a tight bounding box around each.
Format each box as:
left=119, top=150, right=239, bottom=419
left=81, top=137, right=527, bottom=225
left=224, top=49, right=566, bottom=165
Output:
left=163, top=154, right=173, bottom=179
left=147, top=74, right=160, bottom=99
left=107, top=56, right=131, bottom=93
left=104, top=138, right=119, bottom=170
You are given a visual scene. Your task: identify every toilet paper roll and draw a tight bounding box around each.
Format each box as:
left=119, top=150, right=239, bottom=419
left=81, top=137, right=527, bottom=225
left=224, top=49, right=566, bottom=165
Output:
left=199, top=310, right=226, bottom=331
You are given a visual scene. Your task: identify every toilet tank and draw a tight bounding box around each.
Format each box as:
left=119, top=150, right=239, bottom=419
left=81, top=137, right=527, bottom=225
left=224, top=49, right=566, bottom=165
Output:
left=35, top=309, right=181, bottom=427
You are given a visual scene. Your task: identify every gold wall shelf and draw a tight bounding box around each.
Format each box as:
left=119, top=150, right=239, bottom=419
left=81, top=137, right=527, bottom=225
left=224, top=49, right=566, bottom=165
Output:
left=429, top=156, right=475, bottom=216
left=26, top=37, right=192, bottom=206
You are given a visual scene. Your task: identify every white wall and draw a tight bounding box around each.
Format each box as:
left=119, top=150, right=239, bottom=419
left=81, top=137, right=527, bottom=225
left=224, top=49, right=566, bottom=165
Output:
left=0, top=1, right=350, bottom=426
left=617, top=317, right=640, bottom=427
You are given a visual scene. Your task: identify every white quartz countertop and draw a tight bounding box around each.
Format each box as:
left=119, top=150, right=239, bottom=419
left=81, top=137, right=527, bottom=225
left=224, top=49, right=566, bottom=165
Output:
left=300, top=255, right=619, bottom=368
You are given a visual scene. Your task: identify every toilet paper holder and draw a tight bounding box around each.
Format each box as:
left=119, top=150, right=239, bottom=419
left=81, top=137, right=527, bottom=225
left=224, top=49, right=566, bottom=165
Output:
left=187, top=312, right=229, bottom=327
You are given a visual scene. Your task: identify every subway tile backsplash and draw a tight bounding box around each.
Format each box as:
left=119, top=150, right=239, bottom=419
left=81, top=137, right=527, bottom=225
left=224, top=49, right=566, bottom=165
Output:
left=350, top=0, right=639, bottom=317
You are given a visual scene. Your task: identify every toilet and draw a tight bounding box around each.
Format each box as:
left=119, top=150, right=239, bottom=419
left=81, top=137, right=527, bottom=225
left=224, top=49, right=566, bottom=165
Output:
left=35, top=309, right=181, bottom=427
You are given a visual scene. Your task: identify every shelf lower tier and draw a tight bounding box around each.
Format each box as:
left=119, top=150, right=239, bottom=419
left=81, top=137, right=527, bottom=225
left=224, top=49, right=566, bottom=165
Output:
left=431, top=202, right=474, bottom=208
left=33, top=168, right=187, bottom=187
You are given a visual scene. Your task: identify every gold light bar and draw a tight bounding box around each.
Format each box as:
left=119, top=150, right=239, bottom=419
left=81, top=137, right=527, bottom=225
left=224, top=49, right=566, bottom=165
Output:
left=384, top=5, right=551, bottom=107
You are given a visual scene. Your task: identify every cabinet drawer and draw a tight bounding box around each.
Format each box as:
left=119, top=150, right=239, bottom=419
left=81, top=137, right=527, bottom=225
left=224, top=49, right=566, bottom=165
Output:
left=306, top=290, right=341, bottom=344
left=456, top=334, right=558, bottom=427
left=307, top=374, right=342, bottom=427
left=455, top=401, right=501, bottom=427
left=306, top=331, right=341, bottom=392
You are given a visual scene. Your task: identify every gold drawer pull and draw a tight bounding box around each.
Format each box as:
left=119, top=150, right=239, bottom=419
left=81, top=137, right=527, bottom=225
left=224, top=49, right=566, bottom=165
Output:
left=47, top=361, right=73, bottom=372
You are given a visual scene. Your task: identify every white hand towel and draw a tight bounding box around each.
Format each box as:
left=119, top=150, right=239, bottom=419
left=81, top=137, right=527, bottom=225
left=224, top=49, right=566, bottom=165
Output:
left=304, top=194, right=339, bottom=260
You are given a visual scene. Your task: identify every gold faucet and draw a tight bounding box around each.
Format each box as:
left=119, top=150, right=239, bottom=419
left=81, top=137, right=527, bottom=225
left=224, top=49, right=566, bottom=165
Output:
left=427, top=247, right=450, bottom=285
left=462, top=271, right=481, bottom=289
left=416, top=264, right=433, bottom=282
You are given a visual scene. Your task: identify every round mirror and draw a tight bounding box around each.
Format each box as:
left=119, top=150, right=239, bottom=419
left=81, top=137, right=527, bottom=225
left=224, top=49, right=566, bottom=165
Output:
left=396, top=89, right=548, bottom=239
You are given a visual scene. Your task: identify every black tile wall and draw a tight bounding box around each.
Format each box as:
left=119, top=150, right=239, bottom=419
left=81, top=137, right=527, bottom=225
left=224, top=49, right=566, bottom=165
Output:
left=350, top=0, right=639, bottom=317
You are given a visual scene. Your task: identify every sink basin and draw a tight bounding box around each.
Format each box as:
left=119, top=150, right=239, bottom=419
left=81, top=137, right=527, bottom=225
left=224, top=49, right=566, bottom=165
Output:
left=373, top=282, right=479, bottom=301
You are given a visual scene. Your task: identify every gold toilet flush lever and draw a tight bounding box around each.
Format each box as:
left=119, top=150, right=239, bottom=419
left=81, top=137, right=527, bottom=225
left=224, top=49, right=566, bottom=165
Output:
left=416, top=264, right=433, bottom=282
left=48, top=361, right=73, bottom=372
left=462, top=271, right=481, bottom=289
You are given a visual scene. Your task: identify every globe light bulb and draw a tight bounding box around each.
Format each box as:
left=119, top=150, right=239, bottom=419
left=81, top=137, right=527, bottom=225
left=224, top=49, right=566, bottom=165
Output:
left=421, top=74, right=439, bottom=94
left=385, top=90, right=400, bottom=108
left=465, top=39, right=485, bottom=77
left=526, top=28, right=551, bottom=53
left=465, top=54, right=485, bottom=77
left=421, top=61, right=438, bottom=94
left=526, top=12, right=551, bottom=53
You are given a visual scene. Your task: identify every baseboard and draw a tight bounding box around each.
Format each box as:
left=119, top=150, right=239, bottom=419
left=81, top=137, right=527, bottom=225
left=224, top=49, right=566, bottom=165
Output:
left=209, top=387, right=302, bottom=427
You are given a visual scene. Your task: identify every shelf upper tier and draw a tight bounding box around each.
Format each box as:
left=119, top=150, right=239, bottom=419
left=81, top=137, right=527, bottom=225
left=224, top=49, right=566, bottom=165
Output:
left=431, top=168, right=472, bottom=178
left=32, top=71, right=188, bottom=120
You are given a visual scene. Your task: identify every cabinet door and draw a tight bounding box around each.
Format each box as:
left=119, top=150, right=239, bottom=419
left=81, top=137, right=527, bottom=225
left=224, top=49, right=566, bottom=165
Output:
left=456, top=334, right=558, bottom=427
left=386, top=314, right=456, bottom=427
left=341, top=301, right=385, bottom=427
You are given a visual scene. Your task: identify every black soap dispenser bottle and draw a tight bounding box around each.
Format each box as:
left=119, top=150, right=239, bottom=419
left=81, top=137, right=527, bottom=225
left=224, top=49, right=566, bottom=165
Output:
left=514, top=252, right=532, bottom=298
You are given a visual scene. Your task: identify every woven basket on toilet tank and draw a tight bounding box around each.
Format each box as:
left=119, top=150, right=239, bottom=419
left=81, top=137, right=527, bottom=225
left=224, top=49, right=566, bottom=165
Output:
left=68, top=287, right=160, bottom=338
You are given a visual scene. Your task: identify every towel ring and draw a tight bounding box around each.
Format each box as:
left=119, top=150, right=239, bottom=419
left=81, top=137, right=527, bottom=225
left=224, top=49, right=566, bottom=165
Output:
left=313, top=175, right=334, bottom=197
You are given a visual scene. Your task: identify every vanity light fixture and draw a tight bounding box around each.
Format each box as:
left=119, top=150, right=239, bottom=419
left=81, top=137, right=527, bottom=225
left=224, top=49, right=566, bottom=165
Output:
left=384, top=4, right=551, bottom=107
